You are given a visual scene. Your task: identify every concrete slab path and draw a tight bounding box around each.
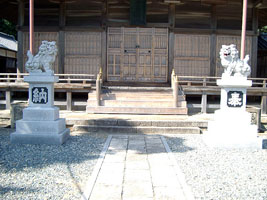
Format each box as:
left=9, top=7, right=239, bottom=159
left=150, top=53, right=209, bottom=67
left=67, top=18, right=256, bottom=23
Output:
left=81, top=135, right=195, bottom=200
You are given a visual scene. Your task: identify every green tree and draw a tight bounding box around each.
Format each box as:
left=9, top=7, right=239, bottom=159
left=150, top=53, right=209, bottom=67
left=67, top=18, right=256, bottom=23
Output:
left=0, top=18, right=17, bottom=38
left=260, top=25, right=267, bottom=33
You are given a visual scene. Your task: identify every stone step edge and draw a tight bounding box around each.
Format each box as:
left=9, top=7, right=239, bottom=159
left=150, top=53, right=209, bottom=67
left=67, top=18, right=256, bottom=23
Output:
left=86, top=106, right=188, bottom=115
left=66, top=119, right=208, bottom=127
left=72, top=125, right=201, bottom=134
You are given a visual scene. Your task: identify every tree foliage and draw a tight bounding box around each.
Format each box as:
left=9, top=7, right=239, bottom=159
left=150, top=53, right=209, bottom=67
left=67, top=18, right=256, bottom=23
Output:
left=260, top=26, right=267, bottom=33
left=0, top=18, right=17, bottom=39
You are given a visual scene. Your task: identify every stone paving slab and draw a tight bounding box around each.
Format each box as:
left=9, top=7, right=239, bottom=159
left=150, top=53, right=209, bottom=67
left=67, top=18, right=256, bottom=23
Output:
left=81, top=135, right=195, bottom=200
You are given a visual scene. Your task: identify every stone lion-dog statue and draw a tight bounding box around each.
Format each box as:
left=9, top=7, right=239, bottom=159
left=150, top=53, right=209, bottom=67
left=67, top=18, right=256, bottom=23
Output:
left=219, top=44, right=251, bottom=78
left=25, top=41, right=58, bottom=74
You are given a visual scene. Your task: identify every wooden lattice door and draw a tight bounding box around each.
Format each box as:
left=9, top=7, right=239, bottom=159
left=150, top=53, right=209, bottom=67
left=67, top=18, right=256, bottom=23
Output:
left=107, top=27, right=168, bottom=82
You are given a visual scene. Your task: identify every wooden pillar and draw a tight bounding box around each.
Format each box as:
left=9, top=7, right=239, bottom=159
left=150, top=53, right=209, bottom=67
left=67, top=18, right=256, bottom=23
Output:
left=168, top=4, right=175, bottom=83
left=251, top=8, right=258, bottom=77
left=29, top=0, right=34, bottom=54
left=58, top=1, right=66, bottom=74
left=5, top=91, right=11, bottom=110
left=240, top=0, right=248, bottom=60
left=210, top=5, right=217, bottom=77
left=67, top=91, right=72, bottom=111
left=169, top=32, right=175, bottom=83
left=201, top=78, right=207, bottom=113
left=17, top=0, right=25, bottom=77
left=173, top=77, right=179, bottom=107
left=96, top=78, right=101, bottom=106
left=261, top=80, right=267, bottom=114
left=101, top=31, right=107, bottom=82
left=201, top=93, right=207, bottom=114
left=168, top=4, right=175, bottom=28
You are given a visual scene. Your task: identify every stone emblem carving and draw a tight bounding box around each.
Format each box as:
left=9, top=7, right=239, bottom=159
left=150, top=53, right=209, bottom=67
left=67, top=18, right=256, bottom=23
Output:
left=32, top=87, right=48, bottom=104
left=227, top=91, right=243, bottom=107
left=219, top=44, right=251, bottom=78
left=25, top=41, right=58, bottom=74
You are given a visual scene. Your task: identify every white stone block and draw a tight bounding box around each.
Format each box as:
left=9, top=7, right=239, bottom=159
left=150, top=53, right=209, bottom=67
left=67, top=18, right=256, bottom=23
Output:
left=23, top=106, right=59, bottom=121
left=204, top=110, right=262, bottom=149
left=24, top=75, right=59, bottom=83
left=16, top=118, right=66, bottom=134
left=11, top=128, right=70, bottom=145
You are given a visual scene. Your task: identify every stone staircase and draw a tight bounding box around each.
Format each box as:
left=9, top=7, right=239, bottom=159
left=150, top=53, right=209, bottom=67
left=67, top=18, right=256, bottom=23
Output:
left=86, top=86, right=188, bottom=115
left=70, top=118, right=208, bottom=134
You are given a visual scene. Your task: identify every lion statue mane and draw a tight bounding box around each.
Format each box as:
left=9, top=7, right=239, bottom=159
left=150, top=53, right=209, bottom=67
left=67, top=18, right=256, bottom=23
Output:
left=219, top=44, right=251, bottom=78
left=25, top=41, right=58, bottom=74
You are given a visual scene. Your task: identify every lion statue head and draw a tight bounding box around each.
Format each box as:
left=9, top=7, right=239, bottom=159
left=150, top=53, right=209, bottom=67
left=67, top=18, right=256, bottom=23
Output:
left=219, top=44, right=251, bottom=78
left=25, top=41, right=58, bottom=74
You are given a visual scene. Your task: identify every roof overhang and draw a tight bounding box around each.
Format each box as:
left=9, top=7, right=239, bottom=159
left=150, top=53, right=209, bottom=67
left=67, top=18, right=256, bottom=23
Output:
left=0, top=47, right=17, bottom=59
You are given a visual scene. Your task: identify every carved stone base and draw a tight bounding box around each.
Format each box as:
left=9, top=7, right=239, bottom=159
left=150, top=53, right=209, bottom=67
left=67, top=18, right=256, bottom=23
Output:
left=203, top=109, right=262, bottom=149
left=11, top=128, right=69, bottom=145
left=10, top=74, right=69, bottom=145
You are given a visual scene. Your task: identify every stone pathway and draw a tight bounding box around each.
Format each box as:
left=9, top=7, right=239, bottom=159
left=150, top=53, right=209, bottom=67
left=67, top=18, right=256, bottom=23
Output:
left=81, top=135, right=194, bottom=200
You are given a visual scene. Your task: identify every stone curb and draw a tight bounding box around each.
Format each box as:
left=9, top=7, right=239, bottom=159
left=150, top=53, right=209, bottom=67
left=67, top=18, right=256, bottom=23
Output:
left=81, top=135, right=112, bottom=200
left=160, top=136, right=195, bottom=200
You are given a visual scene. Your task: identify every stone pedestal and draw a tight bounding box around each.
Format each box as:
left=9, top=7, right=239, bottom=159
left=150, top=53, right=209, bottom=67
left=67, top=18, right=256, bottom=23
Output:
left=203, top=77, right=262, bottom=148
left=10, top=73, right=70, bottom=145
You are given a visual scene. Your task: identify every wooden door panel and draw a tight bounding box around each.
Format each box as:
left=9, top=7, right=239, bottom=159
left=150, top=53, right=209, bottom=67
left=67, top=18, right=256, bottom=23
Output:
left=107, top=27, right=168, bottom=82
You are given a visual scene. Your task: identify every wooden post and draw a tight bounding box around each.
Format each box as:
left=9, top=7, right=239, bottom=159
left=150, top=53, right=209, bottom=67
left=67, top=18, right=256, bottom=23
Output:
left=5, top=91, right=11, bottom=110
left=240, top=0, right=248, bottom=60
left=96, top=75, right=101, bottom=106
left=201, top=78, right=207, bottom=113
left=17, top=0, right=24, bottom=79
left=67, top=91, right=72, bottom=111
left=59, top=1, right=66, bottom=74
left=171, top=68, right=175, bottom=90
left=261, top=80, right=266, bottom=114
left=173, top=76, right=179, bottom=107
left=29, top=0, right=34, bottom=54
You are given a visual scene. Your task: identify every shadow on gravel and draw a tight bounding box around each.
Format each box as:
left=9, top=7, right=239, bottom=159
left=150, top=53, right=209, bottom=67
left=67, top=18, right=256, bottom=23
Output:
left=0, top=128, right=106, bottom=197
left=0, top=186, right=37, bottom=195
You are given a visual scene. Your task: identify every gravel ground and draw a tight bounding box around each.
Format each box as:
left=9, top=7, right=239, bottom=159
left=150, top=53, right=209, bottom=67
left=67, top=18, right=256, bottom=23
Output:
left=0, top=128, right=107, bottom=200
left=166, top=134, right=267, bottom=200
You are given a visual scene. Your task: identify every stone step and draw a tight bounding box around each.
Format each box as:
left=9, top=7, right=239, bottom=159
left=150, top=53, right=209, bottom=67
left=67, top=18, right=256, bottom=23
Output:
left=72, top=125, right=201, bottom=134
left=88, top=93, right=176, bottom=100
left=87, top=100, right=187, bottom=108
left=101, top=86, right=172, bottom=92
left=67, top=119, right=208, bottom=128
left=86, top=106, right=188, bottom=115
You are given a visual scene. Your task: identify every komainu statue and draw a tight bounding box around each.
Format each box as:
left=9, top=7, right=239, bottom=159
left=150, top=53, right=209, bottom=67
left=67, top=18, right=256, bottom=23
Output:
left=25, top=41, right=58, bottom=74
left=219, top=44, right=251, bottom=78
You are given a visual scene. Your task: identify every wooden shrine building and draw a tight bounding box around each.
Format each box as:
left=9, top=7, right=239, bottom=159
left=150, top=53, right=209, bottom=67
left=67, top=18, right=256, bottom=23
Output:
left=0, top=0, right=266, bottom=81
left=1, top=0, right=267, bottom=114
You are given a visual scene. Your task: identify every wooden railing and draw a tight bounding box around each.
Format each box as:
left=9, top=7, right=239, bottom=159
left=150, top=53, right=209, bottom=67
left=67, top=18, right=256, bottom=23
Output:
left=0, top=72, right=267, bottom=114
left=0, top=73, right=96, bottom=84
left=174, top=75, right=267, bottom=114
left=0, top=73, right=97, bottom=111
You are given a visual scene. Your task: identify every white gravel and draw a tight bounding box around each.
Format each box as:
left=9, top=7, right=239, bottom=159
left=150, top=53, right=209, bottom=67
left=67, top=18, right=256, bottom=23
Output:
left=0, top=128, right=107, bottom=200
left=166, top=134, right=267, bottom=200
